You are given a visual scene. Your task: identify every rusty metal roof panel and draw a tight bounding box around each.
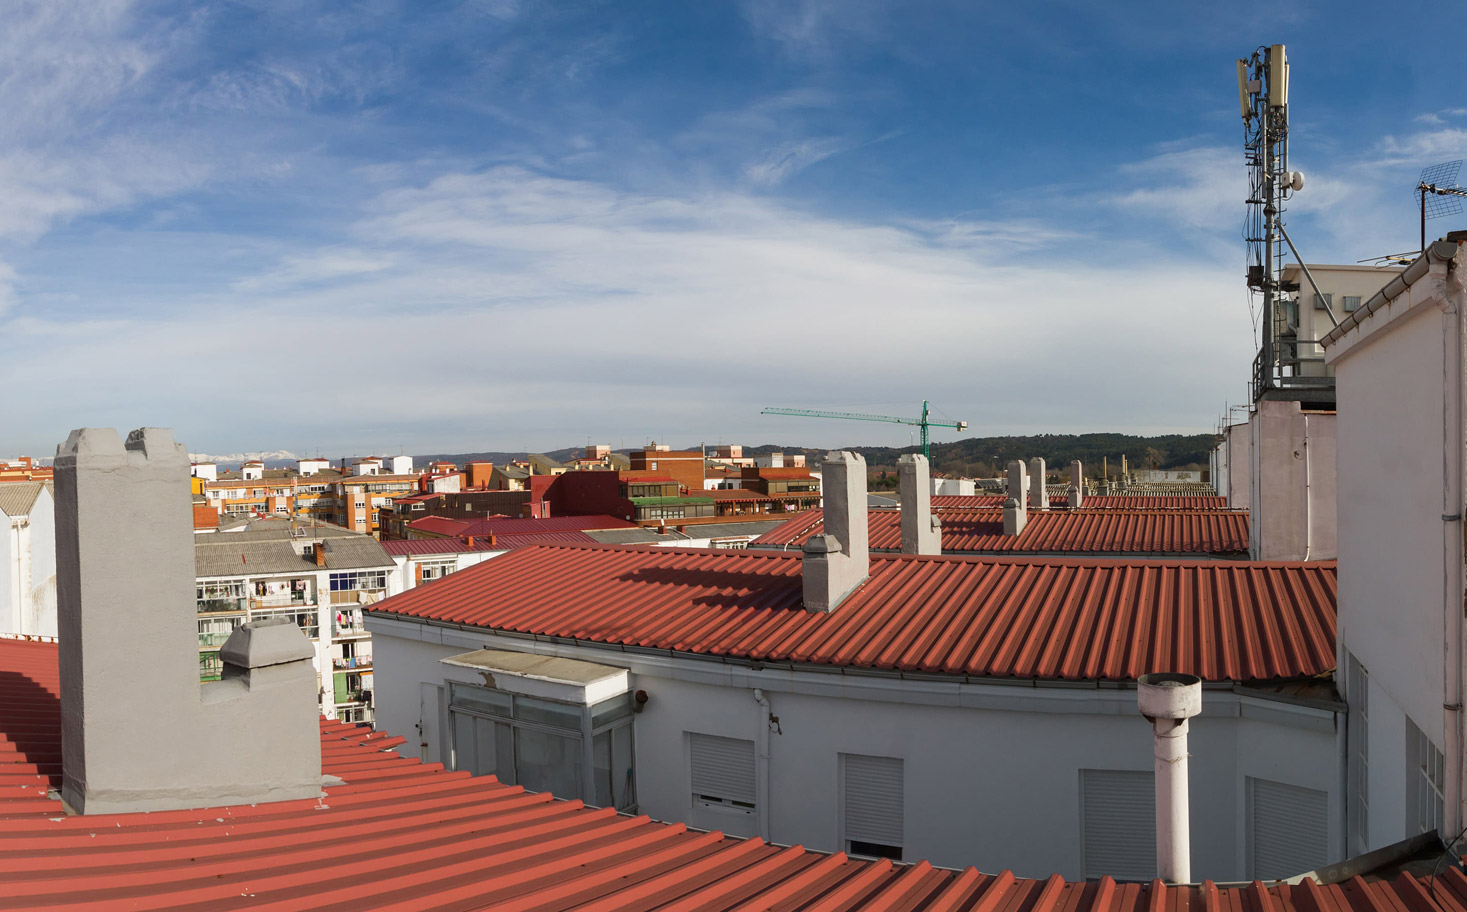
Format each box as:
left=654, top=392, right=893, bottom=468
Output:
left=756, top=509, right=1249, bottom=555
left=371, top=544, right=1335, bottom=683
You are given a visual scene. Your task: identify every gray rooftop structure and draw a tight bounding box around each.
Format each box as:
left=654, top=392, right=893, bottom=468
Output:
left=195, top=524, right=393, bottom=578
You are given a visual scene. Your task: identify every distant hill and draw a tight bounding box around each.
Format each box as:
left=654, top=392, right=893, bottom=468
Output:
left=416, top=433, right=1217, bottom=479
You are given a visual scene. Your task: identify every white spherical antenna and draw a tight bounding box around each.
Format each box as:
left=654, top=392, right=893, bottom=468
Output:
left=1290, top=171, right=1306, bottom=191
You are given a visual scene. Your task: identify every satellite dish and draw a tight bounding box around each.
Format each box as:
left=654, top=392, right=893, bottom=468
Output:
left=1289, top=171, right=1305, bottom=192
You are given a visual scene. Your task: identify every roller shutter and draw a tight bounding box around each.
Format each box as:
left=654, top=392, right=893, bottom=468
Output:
left=843, top=754, right=904, bottom=848
left=689, top=733, right=755, bottom=807
left=1249, top=778, right=1329, bottom=880
left=1081, top=769, right=1156, bottom=881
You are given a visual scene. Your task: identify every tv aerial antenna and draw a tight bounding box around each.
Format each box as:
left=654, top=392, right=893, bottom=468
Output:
left=1416, top=160, right=1467, bottom=253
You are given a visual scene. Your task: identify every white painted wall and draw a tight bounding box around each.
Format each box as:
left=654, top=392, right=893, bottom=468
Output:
left=0, top=485, right=57, bottom=638
left=369, top=616, right=1344, bottom=882
left=1326, top=256, right=1465, bottom=847
left=1248, top=402, right=1337, bottom=560
left=931, top=478, right=976, bottom=496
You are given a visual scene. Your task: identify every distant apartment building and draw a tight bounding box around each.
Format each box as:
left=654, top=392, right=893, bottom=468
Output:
left=0, top=481, right=56, bottom=638
left=0, top=456, right=53, bottom=483
left=193, top=518, right=400, bottom=722
left=195, top=456, right=421, bottom=536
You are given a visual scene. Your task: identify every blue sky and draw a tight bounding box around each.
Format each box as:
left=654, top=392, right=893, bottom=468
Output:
left=2, top=1, right=1465, bottom=457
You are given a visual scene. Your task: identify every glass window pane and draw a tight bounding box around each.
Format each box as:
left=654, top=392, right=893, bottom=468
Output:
left=449, top=683, right=511, bottom=717
left=516, top=728, right=582, bottom=799
left=495, top=721, right=516, bottom=785
left=593, top=731, right=613, bottom=808
left=474, top=716, right=497, bottom=777
left=452, top=711, right=476, bottom=773
left=514, top=694, right=583, bottom=730
left=613, top=723, right=635, bottom=810
left=592, top=693, right=632, bottom=728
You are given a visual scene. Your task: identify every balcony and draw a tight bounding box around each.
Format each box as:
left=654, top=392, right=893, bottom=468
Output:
left=198, top=631, right=236, bottom=648
left=333, top=622, right=369, bottom=639
left=197, top=598, right=247, bottom=615
left=333, top=655, right=373, bottom=669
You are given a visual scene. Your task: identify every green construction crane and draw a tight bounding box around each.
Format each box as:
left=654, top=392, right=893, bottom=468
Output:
left=761, top=400, right=968, bottom=459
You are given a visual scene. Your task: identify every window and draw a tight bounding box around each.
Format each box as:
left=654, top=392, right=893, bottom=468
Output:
left=842, top=754, right=903, bottom=860
left=448, top=682, right=635, bottom=810
left=196, top=579, right=247, bottom=612
left=1347, top=654, right=1370, bottom=854
left=420, top=560, right=456, bottom=581
left=689, top=732, right=755, bottom=812
left=1080, top=769, right=1155, bottom=881
left=649, top=461, right=658, bottom=470
left=1247, top=777, right=1329, bottom=880
left=1343, top=295, right=1362, bottom=313
left=329, top=570, right=387, bottom=591
left=1407, top=718, right=1445, bottom=836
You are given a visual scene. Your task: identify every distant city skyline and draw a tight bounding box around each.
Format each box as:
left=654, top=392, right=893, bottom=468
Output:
left=2, top=1, right=1464, bottom=454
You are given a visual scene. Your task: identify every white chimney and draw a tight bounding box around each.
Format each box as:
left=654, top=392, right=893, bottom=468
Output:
left=1028, top=457, right=1047, bottom=511
left=803, top=451, right=869, bottom=611
left=898, top=454, right=941, bottom=555
left=55, top=427, right=322, bottom=814
left=1069, top=460, right=1084, bottom=509
left=1003, top=460, right=1028, bottom=535
left=1138, top=672, right=1203, bottom=884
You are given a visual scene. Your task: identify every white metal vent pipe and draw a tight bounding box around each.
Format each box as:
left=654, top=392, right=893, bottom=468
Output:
left=1138, top=672, right=1203, bottom=884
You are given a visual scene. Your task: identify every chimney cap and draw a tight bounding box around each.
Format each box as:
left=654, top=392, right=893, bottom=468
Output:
left=1137, top=672, right=1203, bottom=720
left=220, top=618, right=315, bottom=669
left=802, top=533, right=841, bottom=555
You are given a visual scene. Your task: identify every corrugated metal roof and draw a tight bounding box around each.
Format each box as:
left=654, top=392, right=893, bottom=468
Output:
left=372, top=544, right=1336, bottom=683
left=195, top=535, right=393, bottom=577
left=754, top=509, right=1248, bottom=555
left=0, top=481, right=47, bottom=518
left=932, top=495, right=1234, bottom=511
left=5, top=637, right=1445, bottom=910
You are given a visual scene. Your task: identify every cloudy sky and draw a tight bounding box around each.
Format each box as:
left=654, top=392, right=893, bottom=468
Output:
left=2, top=1, right=1464, bottom=457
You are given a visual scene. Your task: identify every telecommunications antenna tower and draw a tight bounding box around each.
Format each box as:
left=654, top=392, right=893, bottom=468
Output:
left=1238, top=44, right=1323, bottom=402
left=1416, top=160, right=1466, bottom=253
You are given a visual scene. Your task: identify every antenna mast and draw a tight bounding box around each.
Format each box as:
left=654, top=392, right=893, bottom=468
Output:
left=1239, top=45, right=1304, bottom=402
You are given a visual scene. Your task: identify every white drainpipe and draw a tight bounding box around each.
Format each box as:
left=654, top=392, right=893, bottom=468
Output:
left=753, top=688, right=772, bottom=841
left=1138, top=672, right=1202, bottom=884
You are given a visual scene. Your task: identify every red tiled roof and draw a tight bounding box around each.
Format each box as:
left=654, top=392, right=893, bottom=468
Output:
left=406, top=515, right=476, bottom=536
left=9, top=637, right=1460, bottom=909
left=372, top=544, right=1336, bottom=683
left=465, top=515, right=638, bottom=535
left=932, top=495, right=1233, bottom=511
left=756, top=509, right=1248, bottom=555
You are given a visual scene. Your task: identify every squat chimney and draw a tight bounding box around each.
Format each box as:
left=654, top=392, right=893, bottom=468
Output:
left=56, top=427, right=321, bottom=814
left=803, top=451, right=869, bottom=611
left=1028, top=457, right=1047, bottom=511
left=1138, top=672, right=1203, bottom=884
left=898, top=454, right=941, bottom=555
left=1069, top=461, right=1084, bottom=510
left=1003, top=460, right=1028, bottom=535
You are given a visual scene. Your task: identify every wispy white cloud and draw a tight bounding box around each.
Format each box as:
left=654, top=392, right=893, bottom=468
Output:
left=1110, top=146, right=1245, bottom=234
left=740, top=0, right=886, bottom=61
left=745, top=137, right=849, bottom=185
left=4, top=166, right=1247, bottom=452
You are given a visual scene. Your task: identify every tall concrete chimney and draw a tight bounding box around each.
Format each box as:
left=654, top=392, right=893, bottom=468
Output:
left=56, top=428, right=322, bottom=814
left=803, top=451, right=869, bottom=611
left=1137, top=672, right=1203, bottom=884
left=1028, top=457, right=1047, bottom=511
left=898, top=454, right=941, bottom=555
left=1069, top=460, right=1084, bottom=509
left=1003, top=460, right=1028, bottom=535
